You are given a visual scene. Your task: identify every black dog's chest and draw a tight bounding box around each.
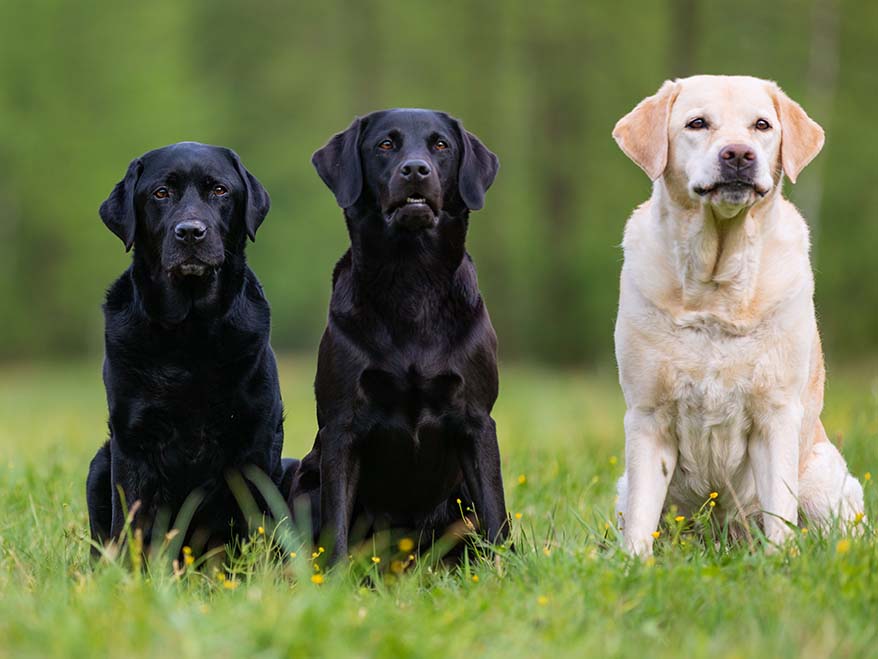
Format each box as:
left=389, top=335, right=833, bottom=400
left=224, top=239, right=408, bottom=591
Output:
left=358, top=365, right=463, bottom=425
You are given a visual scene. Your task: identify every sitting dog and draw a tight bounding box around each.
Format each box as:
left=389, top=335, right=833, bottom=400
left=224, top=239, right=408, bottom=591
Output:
left=288, top=109, right=509, bottom=562
left=86, top=142, right=286, bottom=555
left=612, top=75, right=865, bottom=556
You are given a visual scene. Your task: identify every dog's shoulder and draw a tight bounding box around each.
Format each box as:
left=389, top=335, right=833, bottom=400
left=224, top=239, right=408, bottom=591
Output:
left=331, top=249, right=353, bottom=290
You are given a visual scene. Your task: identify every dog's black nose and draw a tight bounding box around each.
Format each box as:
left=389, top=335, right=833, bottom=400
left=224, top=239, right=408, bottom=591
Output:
left=400, top=159, right=432, bottom=181
left=174, top=220, right=207, bottom=244
left=719, top=144, right=756, bottom=173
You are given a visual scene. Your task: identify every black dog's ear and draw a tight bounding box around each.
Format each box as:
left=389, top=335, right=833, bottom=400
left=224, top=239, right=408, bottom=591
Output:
left=99, top=158, right=142, bottom=251
left=229, top=149, right=271, bottom=242
left=454, top=120, right=499, bottom=211
left=312, top=117, right=363, bottom=209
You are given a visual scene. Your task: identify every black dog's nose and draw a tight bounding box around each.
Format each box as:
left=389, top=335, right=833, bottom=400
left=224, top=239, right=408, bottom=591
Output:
left=400, top=159, right=432, bottom=181
left=719, top=144, right=756, bottom=170
left=174, top=220, right=207, bottom=244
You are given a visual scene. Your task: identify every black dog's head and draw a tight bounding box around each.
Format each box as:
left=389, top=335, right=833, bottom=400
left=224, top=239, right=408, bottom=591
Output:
left=100, top=142, right=270, bottom=286
left=312, top=109, right=498, bottom=231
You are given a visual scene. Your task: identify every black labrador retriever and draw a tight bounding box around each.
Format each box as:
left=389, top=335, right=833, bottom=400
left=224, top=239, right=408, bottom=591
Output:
left=288, top=109, right=509, bottom=562
left=86, top=142, right=288, bottom=556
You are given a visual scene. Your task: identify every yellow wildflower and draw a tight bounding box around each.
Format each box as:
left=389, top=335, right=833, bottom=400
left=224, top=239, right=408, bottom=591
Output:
left=310, top=574, right=324, bottom=585
left=371, top=556, right=381, bottom=564
left=608, top=456, right=618, bottom=466
left=223, top=579, right=238, bottom=590
left=674, top=515, right=685, bottom=523
left=652, top=531, right=661, bottom=539
left=854, top=512, right=865, bottom=525
left=836, top=539, right=851, bottom=554
left=864, top=472, right=871, bottom=481
left=398, top=537, right=415, bottom=553
left=709, top=492, right=719, bottom=500
left=801, top=528, right=809, bottom=535
left=471, top=575, right=479, bottom=583
left=184, top=554, right=194, bottom=566
left=515, top=512, right=523, bottom=520
left=537, top=595, right=549, bottom=606
left=517, top=474, right=527, bottom=485
left=709, top=501, right=716, bottom=508
left=182, top=546, right=192, bottom=556
left=290, top=552, right=297, bottom=559
left=257, top=526, right=265, bottom=535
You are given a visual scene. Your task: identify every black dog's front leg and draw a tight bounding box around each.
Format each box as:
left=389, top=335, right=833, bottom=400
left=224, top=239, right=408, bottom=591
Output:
left=319, top=427, right=360, bottom=564
left=460, top=417, right=509, bottom=544
left=108, top=442, right=156, bottom=542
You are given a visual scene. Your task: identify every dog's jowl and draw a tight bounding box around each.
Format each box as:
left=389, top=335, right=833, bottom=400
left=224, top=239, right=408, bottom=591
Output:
left=611, top=76, right=865, bottom=556
left=86, top=142, right=287, bottom=556
left=288, top=109, right=509, bottom=562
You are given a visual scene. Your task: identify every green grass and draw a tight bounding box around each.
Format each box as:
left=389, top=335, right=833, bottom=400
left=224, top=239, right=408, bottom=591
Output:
left=0, top=357, right=876, bottom=658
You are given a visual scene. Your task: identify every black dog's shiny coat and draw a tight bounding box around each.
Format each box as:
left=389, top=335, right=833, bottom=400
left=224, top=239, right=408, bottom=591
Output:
left=289, top=109, right=509, bottom=561
left=86, top=142, right=286, bottom=554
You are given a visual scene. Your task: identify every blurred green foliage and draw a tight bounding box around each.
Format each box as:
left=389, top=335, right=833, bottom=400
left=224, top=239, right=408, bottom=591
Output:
left=1, top=0, right=876, bottom=364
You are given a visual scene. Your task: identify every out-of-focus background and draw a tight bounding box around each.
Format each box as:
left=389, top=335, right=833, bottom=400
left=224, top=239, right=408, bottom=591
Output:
left=2, top=0, right=876, bottom=366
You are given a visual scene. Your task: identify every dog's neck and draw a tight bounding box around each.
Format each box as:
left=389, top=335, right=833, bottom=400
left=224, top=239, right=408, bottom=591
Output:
left=130, top=249, right=247, bottom=329
left=345, top=205, right=470, bottom=294
left=645, top=181, right=796, bottom=333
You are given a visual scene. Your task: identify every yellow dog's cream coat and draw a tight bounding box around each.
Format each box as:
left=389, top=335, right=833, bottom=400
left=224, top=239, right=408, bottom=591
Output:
left=612, top=75, right=864, bottom=556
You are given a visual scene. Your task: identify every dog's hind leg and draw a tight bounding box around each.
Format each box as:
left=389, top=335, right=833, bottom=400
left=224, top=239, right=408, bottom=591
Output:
left=86, top=441, right=113, bottom=554
left=799, top=427, right=865, bottom=529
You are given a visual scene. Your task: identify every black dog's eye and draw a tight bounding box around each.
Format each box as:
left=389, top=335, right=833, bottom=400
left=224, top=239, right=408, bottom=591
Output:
left=378, top=139, right=394, bottom=151
left=434, top=139, right=449, bottom=151
left=153, top=187, right=169, bottom=199
left=686, top=118, right=709, bottom=130
left=754, top=119, right=772, bottom=131
left=212, top=185, right=228, bottom=196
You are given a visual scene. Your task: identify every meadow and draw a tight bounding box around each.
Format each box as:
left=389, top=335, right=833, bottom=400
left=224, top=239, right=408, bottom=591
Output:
left=0, top=357, right=875, bottom=658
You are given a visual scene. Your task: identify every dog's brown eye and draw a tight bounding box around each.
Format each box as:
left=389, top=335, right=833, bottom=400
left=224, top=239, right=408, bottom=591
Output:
left=153, top=187, right=169, bottom=199
left=686, top=118, right=708, bottom=130
left=378, top=139, right=394, bottom=151
left=755, top=119, right=772, bottom=131
left=434, top=140, right=448, bottom=151
left=213, top=185, right=228, bottom=196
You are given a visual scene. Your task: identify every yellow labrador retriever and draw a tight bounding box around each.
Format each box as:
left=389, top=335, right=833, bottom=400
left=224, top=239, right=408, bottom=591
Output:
left=612, top=75, right=864, bottom=556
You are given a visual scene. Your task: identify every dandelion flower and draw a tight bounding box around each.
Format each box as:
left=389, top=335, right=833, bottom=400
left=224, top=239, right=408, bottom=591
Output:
left=182, top=546, right=192, bottom=555
left=184, top=554, right=194, bottom=566
left=515, top=512, right=523, bottom=520
left=854, top=512, right=865, bottom=525
left=318, top=547, right=325, bottom=554
left=609, top=456, right=618, bottom=466
left=216, top=572, right=226, bottom=583
left=223, top=579, right=238, bottom=590
left=311, top=574, right=324, bottom=585
left=865, top=472, right=871, bottom=482
left=471, top=575, right=479, bottom=583
left=709, top=492, right=718, bottom=500
left=674, top=515, right=685, bottom=523
left=542, top=546, right=551, bottom=556
left=391, top=560, right=405, bottom=574
left=371, top=556, right=381, bottom=564
left=290, top=552, right=297, bottom=558
left=517, top=474, right=527, bottom=485
left=398, top=537, right=415, bottom=553
left=836, top=539, right=851, bottom=554
left=652, top=531, right=661, bottom=539
left=801, top=528, right=809, bottom=535
left=257, top=526, right=265, bottom=535
left=537, top=595, right=549, bottom=606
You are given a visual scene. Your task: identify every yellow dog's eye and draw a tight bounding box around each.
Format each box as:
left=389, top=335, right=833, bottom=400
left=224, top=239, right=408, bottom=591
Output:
left=434, top=139, right=448, bottom=151
left=686, top=118, right=708, bottom=130
left=153, top=187, right=169, bottom=199
left=378, top=139, right=394, bottom=151
left=755, top=119, right=772, bottom=131
left=213, top=185, right=228, bottom=196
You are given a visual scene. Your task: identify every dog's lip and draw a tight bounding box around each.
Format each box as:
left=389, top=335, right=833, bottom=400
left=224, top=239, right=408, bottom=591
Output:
left=168, top=259, right=219, bottom=277
left=694, top=180, right=769, bottom=198
left=387, top=196, right=439, bottom=215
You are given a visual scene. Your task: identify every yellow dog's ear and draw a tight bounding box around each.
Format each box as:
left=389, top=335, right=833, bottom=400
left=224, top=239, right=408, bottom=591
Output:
left=772, top=84, right=824, bottom=184
left=613, top=80, right=680, bottom=181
